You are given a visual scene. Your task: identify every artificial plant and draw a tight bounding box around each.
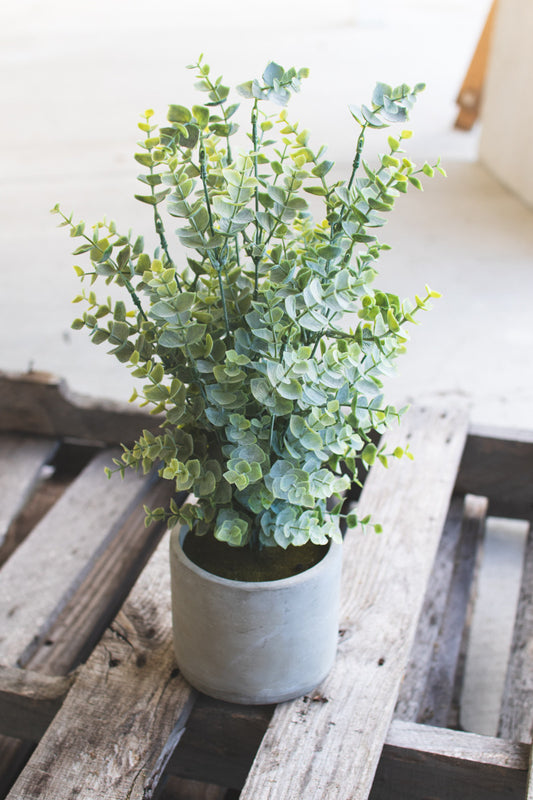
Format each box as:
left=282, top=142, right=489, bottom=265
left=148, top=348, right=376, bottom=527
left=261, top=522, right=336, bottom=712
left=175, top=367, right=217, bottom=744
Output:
left=53, top=58, right=443, bottom=552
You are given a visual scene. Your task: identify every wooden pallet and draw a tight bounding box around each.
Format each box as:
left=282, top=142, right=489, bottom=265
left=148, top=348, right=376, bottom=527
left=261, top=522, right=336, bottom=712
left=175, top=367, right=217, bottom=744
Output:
left=0, top=371, right=532, bottom=799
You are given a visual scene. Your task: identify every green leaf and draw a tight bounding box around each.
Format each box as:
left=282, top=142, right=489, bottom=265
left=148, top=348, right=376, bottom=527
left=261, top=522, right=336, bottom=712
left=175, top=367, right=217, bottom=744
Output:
left=192, top=105, right=209, bottom=128
left=167, top=104, right=192, bottom=124
left=263, top=62, right=284, bottom=84
left=304, top=185, right=328, bottom=196
left=408, top=175, right=423, bottom=190
left=134, top=153, right=154, bottom=168
left=134, top=194, right=157, bottom=206
left=311, top=160, right=334, bottom=178
left=361, top=443, right=377, bottom=466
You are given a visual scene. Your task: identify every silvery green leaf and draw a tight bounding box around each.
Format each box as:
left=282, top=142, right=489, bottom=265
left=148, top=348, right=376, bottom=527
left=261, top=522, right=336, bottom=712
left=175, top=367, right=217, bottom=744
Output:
left=263, top=62, right=284, bottom=85
left=150, top=300, right=178, bottom=321
left=361, top=104, right=388, bottom=129
left=211, top=195, right=235, bottom=218
left=372, top=82, right=393, bottom=107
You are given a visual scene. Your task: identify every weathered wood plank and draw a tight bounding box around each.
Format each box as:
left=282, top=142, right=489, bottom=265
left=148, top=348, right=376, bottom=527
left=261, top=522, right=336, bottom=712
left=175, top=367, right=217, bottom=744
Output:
left=412, top=494, right=488, bottom=727
left=0, top=666, right=74, bottom=741
left=371, top=719, right=528, bottom=800
left=27, top=480, right=180, bottom=675
left=498, top=519, right=533, bottom=743
left=159, top=776, right=230, bottom=800
left=240, top=405, right=469, bottom=800
left=0, top=370, right=159, bottom=444
left=6, top=531, right=196, bottom=800
left=0, top=480, right=176, bottom=797
left=168, top=696, right=274, bottom=789
left=456, top=425, right=533, bottom=518
left=167, top=698, right=528, bottom=799
left=0, top=449, right=156, bottom=667
left=0, top=435, right=58, bottom=554
left=395, top=495, right=464, bottom=722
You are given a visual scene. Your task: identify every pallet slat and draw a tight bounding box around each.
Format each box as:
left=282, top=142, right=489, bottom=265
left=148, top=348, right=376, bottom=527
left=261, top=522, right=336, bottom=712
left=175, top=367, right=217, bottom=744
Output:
left=6, top=531, right=196, bottom=800
left=0, top=666, right=74, bottom=741
left=456, top=425, right=533, bottom=518
left=26, top=481, right=179, bottom=676
left=0, top=435, right=58, bottom=554
left=371, top=719, right=528, bottom=800
left=239, top=405, right=469, bottom=800
left=395, top=495, right=465, bottom=722
left=499, top=520, right=533, bottom=744
left=0, top=371, right=158, bottom=445
left=414, top=494, right=487, bottom=727
left=0, top=449, right=155, bottom=667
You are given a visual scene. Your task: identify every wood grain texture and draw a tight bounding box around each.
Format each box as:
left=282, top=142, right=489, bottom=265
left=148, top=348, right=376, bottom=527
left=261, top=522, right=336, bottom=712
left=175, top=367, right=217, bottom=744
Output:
left=395, top=495, right=464, bottom=722
left=415, top=494, right=488, bottom=727
left=0, top=370, right=159, bottom=445
left=499, top=520, right=533, bottom=743
left=240, top=405, right=469, bottom=800
left=0, top=480, right=177, bottom=797
left=456, top=424, right=533, bottom=518
left=371, top=719, right=528, bottom=800
left=0, top=448, right=155, bottom=667
left=6, top=531, right=196, bottom=800
left=26, top=480, right=180, bottom=676
left=159, top=776, right=229, bottom=800
left=0, top=666, right=74, bottom=741
left=167, top=697, right=529, bottom=799
left=168, top=696, right=274, bottom=789
left=0, top=435, right=58, bottom=552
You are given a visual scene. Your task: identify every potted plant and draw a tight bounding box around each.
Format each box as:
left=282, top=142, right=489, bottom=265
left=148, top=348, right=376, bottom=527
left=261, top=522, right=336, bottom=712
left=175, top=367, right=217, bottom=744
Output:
left=52, top=57, right=443, bottom=704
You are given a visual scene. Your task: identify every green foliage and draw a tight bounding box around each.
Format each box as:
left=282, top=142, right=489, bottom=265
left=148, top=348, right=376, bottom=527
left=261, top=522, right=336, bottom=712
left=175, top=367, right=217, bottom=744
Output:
left=53, top=59, right=443, bottom=555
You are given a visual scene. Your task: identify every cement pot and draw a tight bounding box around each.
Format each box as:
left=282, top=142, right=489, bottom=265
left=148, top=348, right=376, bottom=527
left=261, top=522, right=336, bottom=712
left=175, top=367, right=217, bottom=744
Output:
left=169, top=526, right=342, bottom=704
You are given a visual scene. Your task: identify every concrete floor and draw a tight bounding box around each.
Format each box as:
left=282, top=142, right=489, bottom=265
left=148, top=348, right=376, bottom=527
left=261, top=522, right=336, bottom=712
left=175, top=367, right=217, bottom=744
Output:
left=2, top=0, right=531, bottom=737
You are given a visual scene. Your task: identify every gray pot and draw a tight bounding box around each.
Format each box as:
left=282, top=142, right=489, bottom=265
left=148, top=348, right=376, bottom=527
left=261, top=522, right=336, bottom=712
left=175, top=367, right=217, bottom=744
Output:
left=169, top=526, right=342, bottom=704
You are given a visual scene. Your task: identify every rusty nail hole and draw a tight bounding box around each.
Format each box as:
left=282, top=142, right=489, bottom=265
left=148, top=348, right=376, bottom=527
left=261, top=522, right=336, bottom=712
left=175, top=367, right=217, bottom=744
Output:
left=378, top=657, right=385, bottom=666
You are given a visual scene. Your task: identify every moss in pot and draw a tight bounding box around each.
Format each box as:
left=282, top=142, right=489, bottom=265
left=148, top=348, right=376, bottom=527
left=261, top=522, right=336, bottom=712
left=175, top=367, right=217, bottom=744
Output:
left=53, top=58, right=443, bottom=702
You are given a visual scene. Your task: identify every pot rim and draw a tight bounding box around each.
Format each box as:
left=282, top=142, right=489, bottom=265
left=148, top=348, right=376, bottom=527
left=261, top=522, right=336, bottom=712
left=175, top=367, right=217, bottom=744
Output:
left=171, top=524, right=342, bottom=591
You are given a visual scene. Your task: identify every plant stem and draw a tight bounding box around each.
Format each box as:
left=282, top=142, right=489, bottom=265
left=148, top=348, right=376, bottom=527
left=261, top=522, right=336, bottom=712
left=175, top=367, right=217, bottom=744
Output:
left=348, top=125, right=367, bottom=190
left=149, top=167, right=183, bottom=292
left=251, top=101, right=262, bottom=300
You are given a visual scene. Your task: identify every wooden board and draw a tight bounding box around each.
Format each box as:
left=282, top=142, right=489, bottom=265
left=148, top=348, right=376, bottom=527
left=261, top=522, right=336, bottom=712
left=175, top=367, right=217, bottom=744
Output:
left=26, top=480, right=180, bottom=676
left=0, top=448, right=156, bottom=667
left=395, top=495, right=465, bottom=722
left=6, top=531, right=196, bottom=800
left=0, top=370, right=159, bottom=445
left=455, top=424, right=533, bottom=518
left=371, top=719, right=528, bottom=800
left=0, top=666, right=73, bottom=741
left=239, top=405, right=469, bottom=800
left=0, top=435, right=58, bottom=554
left=499, top=519, right=533, bottom=744
left=407, top=494, right=487, bottom=727
left=455, top=0, right=498, bottom=130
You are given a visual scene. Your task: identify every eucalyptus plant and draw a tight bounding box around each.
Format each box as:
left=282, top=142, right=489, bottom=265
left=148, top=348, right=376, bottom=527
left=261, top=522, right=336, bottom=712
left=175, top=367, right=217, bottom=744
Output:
left=53, top=58, right=443, bottom=552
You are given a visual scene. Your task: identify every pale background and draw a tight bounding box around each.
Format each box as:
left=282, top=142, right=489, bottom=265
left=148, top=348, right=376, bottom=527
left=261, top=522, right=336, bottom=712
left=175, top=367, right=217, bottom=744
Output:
left=2, top=0, right=531, bottom=736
